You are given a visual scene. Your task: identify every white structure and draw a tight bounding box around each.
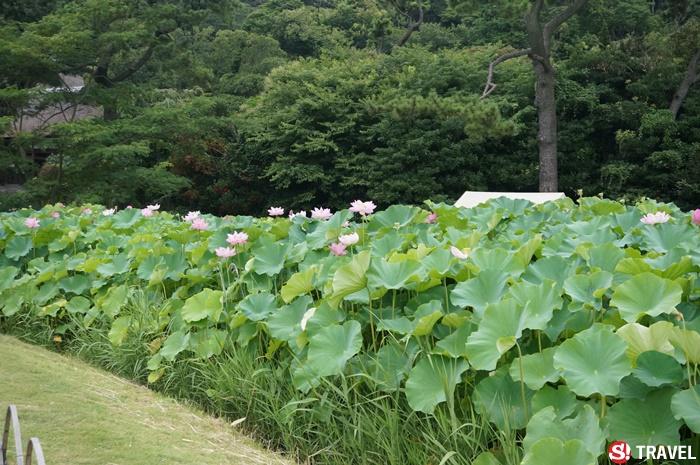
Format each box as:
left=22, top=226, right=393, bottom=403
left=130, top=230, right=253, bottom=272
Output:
left=455, top=191, right=566, bottom=208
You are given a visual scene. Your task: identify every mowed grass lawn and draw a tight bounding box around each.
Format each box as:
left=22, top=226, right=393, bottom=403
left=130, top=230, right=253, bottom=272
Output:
left=0, top=335, right=293, bottom=465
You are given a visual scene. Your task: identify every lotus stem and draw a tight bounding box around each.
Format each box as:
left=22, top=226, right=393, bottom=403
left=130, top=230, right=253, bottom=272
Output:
left=515, top=342, right=528, bottom=419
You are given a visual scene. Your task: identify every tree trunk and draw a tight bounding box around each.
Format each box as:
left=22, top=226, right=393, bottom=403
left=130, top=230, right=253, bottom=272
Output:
left=534, top=62, right=558, bottom=192
left=670, top=49, right=700, bottom=119
left=526, top=0, right=559, bottom=192
left=103, top=104, right=119, bottom=121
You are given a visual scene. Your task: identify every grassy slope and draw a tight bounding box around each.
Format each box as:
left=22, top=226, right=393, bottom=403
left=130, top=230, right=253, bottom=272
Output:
left=0, top=335, right=293, bottom=465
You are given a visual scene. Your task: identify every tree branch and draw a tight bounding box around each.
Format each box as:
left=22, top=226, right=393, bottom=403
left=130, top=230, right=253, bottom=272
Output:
left=396, top=4, right=424, bottom=47
left=110, top=42, right=157, bottom=83
left=544, top=0, right=588, bottom=38
left=482, top=48, right=532, bottom=98
left=670, top=48, right=700, bottom=119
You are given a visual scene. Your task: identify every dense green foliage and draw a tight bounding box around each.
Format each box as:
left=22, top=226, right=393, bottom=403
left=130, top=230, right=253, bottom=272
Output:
left=2, top=198, right=700, bottom=464
left=1, top=0, right=699, bottom=213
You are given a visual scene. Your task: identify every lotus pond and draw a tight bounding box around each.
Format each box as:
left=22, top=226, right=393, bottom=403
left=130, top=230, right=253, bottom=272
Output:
left=1, top=197, right=700, bottom=465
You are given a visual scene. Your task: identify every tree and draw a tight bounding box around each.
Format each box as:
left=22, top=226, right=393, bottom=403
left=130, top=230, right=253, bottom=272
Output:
left=482, top=0, right=588, bottom=192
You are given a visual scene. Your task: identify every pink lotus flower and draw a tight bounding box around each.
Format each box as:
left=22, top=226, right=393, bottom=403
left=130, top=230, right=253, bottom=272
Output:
left=640, top=211, right=671, bottom=225
left=146, top=204, right=160, bottom=211
left=102, top=208, right=116, bottom=216
left=226, top=231, right=249, bottom=245
left=329, top=242, right=347, bottom=256
left=338, top=232, right=359, bottom=246
left=141, top=208, right=154, bottom=217
left=450, top=246, right=468, bottom=260
left=289, top=210, right=307, bottom=219
left=425, top=212, right=438, bottom=224
left=82, top=208, right=92, bottom=215
left=215, top=246, right=237, bottom=258
left=349, top=200, right=376, bottom=216
left=51, top=212, right=60, bottom=219
left=191, top=218, right=209, bottom=231
left=692, top=209, right=700, bottom=225
left=184, top=211, right=200, bottom=222
left=311, top=207, right=332, bottom=221
left=25, top=217, right=40, bottom=229
left=268, top=207, right=284, bottom=217
left=126, top=205, right=133, bottom=209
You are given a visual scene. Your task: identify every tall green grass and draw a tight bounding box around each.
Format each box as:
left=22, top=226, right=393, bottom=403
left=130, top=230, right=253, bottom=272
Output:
left=1, top=288, right=521, bottom=465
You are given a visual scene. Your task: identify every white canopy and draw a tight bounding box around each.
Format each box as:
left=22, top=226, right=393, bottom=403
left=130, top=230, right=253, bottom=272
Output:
left=455, top=191, right=566, bottom=208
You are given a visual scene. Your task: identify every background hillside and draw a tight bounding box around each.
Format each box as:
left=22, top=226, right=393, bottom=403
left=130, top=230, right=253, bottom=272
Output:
left=1, top=0, right=699, bottom=213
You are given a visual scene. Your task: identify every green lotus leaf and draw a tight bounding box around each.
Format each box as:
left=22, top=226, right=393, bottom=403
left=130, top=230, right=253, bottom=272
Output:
left=189, top=329, right=227, bottom=358
left=160, top=330, right=191, bottom=361
left=658, top=255, right=694, bottom=280
left=0, top=266, right=18, bottom=292
left=37, top=283, right=61, bottom=307
left=523, top=405, right=604, bottom=458
left=435, top=323, right=475, bottom=358
left=111, top=208, right=142, bottom=229
left=405, top=355, right=468, bottom=413
left=465, top=299, right=525, bottom=370
left=369, top=205, right=420, bottom=230
left=531, top=385, right=578, bottom=420
left=367, top=258, right=421, bottom=290
left=616, top=322, right=676, bottom=363
left=469, top=248, right=519, bottom=275
left=513, top=234, right=542, bottom=269
left=450, top=269, right=509, bottom=318
left=266, top=295, right=312, bottom=344
left=642, top=222, right=695, bottom=253
left=297, top=321, right=363, bottom=392
left=412, top=300, right=443, bottom=336
left=671, top=385, right=700, bottom=433
left=280, top=267, right=316, bottom=303
left=668, top=325, right=700, bottom=364
left=607, top=388, right=682, bottom=457
left=553, top=324, right=632, bottom=397
left=328, top=250, right=370, bottom=309
left=96, top=253, right=132, bottom=277
left=633, top=351, right=684, bottom=387
left=108, top=315, right=131, bottom=346
left=162, top=252, right=188, bottom=280
left=587, top=242, right=625, bottom=272
left=367, top=342, right=413, bottom=391
left=377, top=316, right=413, bottom=335
left=473, top=368, right=533, bottom=430
left=5, top=235, right=33, bottom=260
left=181, top=288, right=223, bottom=322
left=58, top=274, right=91, bottom=295
left=420, top=248, right=452, bottom=279
left=66, top=295, right=91, bottom=314
left=563, top=271, right=613, bottom=305
left=618, top=374, right=654, bottom=399
left=508, top=279, right=562, bottom=330
left=369, top=230, right=405, bottom=259
left=303, top=303, right=345, bottom=334
left=509, top=347, right=559, bottom=390
left=96, top=284, right=129, bottom=318
left=136, top=255, right=163, bottom=281
left=252, top=237, right=289, bottom=276
left=521, top=438, right=596, bottom=465
left=0, top=289, right=25, bottom=316
left=237, top=292, right=278, bottom=321
left=472, top=452, right=502, bottom=465
left=522, top=255, right=573, bottom=288
left=610, top=272, right=682, bottom=322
